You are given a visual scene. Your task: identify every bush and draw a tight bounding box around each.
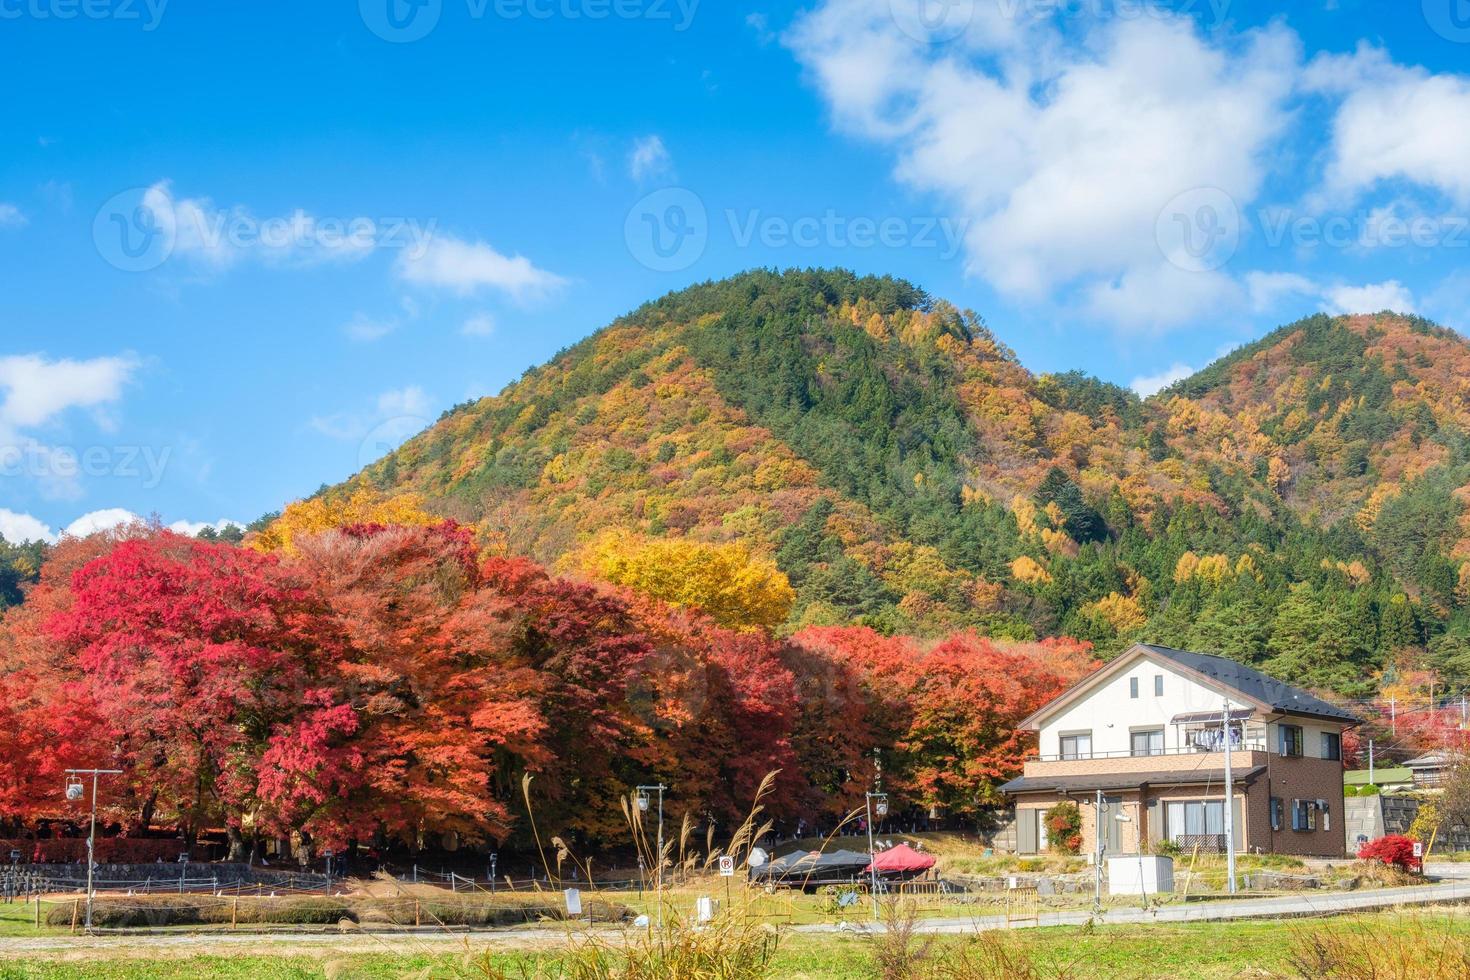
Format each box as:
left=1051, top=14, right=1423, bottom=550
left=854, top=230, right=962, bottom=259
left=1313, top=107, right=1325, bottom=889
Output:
left=1043, top=802, right=1082, bottom=854
left=1356, top=834, right=1419, bottom=871
left=1343, top=786, right=1359, bottom=797
left=1359, top=784, right=1381, bottom=795
left=1153, top=839, right=1183, bottom=859
left=47, top=893, right=636, bottom=931
left=45, top=896, right=357, bottom=929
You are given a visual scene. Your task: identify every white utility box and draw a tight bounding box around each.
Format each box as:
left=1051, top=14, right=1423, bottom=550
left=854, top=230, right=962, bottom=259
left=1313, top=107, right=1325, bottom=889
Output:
left=1107, top=855, right=1174, bottom=895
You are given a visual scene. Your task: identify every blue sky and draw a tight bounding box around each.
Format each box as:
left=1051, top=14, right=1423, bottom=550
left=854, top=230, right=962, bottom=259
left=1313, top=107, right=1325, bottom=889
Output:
left=3, top=0, right=1470, bottom=542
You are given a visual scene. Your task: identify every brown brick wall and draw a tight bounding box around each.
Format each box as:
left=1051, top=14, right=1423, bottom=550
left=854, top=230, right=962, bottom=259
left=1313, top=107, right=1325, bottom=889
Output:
left=1257, top=754, right=1348, bottom=858
left=1009, top=756, right=1346, bottom=858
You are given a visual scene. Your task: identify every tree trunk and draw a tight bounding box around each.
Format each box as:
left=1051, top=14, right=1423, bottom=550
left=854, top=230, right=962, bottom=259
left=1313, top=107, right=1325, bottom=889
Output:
left=226, top=825, right=247, bottom=862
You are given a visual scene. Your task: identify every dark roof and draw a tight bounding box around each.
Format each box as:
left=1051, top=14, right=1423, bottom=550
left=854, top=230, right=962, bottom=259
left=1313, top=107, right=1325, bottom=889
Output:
left=1138, top=644, right=1360, bottom=724
left=1000, top=765, right=1266, bottom=796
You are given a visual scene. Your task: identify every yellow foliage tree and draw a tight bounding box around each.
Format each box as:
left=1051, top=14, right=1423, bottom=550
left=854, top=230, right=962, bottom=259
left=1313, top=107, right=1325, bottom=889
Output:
left=580, top=533, right=794, bottom=632
left=1011, top=555, right=1052, bottom=586
left=1174, top=551, right=1200, bottom=583
left=1457, top=563, right=1470, bottom=608
left=1082, top=592, right=1147, bottom=634
left=1195, top=554, right=1231, bottom=586
left=250, top=488, right=440, bottom=555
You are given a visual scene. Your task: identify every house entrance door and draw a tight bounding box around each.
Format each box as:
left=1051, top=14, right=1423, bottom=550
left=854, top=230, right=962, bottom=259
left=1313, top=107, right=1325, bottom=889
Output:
left=1104, top=796, right=1124, bottom=854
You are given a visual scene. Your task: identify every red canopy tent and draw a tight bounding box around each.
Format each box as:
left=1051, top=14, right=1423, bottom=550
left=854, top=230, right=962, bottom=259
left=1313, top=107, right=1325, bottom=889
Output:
left=864, top=844, right=936, bottom=875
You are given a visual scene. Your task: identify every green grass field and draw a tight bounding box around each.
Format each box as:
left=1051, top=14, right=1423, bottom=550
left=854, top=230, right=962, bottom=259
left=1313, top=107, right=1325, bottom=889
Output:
left=1, top=911, right=1468, bottom=978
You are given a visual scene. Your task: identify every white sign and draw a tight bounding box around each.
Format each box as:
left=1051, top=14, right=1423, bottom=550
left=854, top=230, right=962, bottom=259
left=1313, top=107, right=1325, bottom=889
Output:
left=1413, top=842, right=1424, bottom=859
left=718, top=856, right=736, bottom=877
left=564, top=888, right=583, bottom=916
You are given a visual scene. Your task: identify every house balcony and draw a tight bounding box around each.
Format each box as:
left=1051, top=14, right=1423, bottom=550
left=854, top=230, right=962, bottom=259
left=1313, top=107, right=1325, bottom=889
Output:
left=1021, top=743, right=1271, bottom=779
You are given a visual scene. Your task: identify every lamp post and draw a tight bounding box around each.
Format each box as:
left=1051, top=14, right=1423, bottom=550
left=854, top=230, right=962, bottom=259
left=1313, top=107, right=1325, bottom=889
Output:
left=64, top=768, right=122, bottom=933
left=489, top=852, right=498, bottom=894
left=636, top=784, right=667, bottom=930
left=865, top=792, right=889, bottom=922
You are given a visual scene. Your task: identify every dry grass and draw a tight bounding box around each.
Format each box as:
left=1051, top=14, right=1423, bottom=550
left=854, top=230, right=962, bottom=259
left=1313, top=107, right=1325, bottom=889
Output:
left=1286, top=915, right=1470, bottom=978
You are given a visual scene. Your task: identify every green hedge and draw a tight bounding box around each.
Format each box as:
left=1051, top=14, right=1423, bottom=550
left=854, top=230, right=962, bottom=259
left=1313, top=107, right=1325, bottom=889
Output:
left=47, top=894, right=633, bottom=929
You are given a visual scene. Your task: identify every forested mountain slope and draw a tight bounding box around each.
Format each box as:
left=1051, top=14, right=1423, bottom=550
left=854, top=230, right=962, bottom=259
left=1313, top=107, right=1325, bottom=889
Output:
left=344, top=269, right=1470, bottom=694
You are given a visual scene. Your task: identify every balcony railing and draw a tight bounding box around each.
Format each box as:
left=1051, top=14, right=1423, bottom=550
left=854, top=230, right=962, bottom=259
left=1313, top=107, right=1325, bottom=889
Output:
left=1029, top=742, right=1268, bottom=763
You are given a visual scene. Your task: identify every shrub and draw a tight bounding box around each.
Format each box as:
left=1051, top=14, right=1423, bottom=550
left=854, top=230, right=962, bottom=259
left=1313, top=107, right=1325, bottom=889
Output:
left=1044, top=802, right=1082, bottom=854
left=1154, top=839, right=1183, bottom=859
left=1343, top=786, right=1359, bottom=797
left=1357, top=834, right=1419, bottom=871
left=44, top=896, right=357, bottom=929
left=1359, top=784, right=1381, bottom=795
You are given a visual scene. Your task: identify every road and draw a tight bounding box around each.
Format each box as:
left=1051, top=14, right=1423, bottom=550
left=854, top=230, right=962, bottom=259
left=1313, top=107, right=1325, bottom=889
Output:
left=4, top=875, right=1470, bottom=956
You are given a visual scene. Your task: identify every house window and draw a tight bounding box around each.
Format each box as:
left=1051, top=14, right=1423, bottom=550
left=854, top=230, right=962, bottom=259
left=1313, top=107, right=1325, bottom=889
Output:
left=1059, top=733, right=1092, bottom=760
left=1130, top=677, right=1139, bottom=699
left=1165, top=800, right=1225, bottom=842
left=1270, top=797, right=1282, bottom=832
left=1154, top=675, right=1164, bottom=696
left=1279, top=725, right=1303, bottom=757
left=1321, top=732, right=1341, bottom=761
left=1130, top=728, right=1164, bottom=757
left=1291, top=799, right=1318, bottom=831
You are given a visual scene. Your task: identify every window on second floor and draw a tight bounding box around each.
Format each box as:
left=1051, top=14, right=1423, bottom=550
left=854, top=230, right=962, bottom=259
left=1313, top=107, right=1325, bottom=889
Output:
left=1130, top=728, right=1164, bottom=757
left=1321, top=732, right=1341, bottom=762
left=1279, top=724, right=1304, bottom=757
left=1059, top=733, right=1092, bottom=760
left=1129, top=677, right=1139, bottom=699
left=1154, top=675, right=1164, bottom=696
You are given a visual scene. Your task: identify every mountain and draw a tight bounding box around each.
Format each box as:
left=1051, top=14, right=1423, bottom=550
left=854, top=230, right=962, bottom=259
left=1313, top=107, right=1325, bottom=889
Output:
left=343, top=269, right=1470, bottom=694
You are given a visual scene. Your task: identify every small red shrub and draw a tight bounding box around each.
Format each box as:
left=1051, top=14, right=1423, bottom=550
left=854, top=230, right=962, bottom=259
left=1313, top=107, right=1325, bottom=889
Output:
left=1357, top=834, right=1420, bottom=871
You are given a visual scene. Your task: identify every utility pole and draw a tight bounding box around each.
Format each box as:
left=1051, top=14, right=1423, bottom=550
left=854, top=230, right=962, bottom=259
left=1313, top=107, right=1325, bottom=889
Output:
left=1093, top=788, right=1105, bottom=914
left=1391, top=698, right=1397, bottom=736
left=1368, top=739, right=1374, bottom=785
left=1222, top=699, right=1237, bottom=895
left=64, top=768, right=122, bottom=933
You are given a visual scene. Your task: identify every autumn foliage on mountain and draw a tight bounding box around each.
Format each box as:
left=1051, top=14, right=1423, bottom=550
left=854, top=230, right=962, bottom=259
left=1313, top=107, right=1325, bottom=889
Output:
left=0, top=519, right=1093, bottom=853
left=332, top=269, right=1470, bottom=697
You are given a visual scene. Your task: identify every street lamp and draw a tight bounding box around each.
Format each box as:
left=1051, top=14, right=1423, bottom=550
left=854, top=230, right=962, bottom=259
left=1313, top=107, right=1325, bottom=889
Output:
left=63, top=768, right=122, bottom=933
left=635, top=784, right=667, bottom=930
left=865, top=791, right=889, bottom=922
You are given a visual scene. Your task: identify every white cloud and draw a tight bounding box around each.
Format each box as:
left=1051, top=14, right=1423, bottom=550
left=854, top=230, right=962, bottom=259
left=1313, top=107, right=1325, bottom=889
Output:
left=311, top=385, right=433, bottom=441
left=140, top=181, right=381, bottom=271
left=395, top=234, right=566, bottom=302
left=0, top=508, right=55, bottom=544
left=628, top=135, right=674, bottom=181
left=785, top=3, right=1300, bottom=331
left=0, top=204, right=25, bottom=229
left=461, top=313, right=496, bottom=338
left=342, top=313, right=397, bottom=342
left=1321, top=280, right=1417, bottom=315
left=746, top=12, right=776, bottom=45
left=166, top=518, right=244, bottom=537
left=1130, top=363, right=1196, bottom=398
left=1246, top=271, right=1319, bottom=312
left=63, top=508, right=142, bottom=539
left=1305, top=46, right=1470, bottom=205
left=0, top=353, right=137, bottom=449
